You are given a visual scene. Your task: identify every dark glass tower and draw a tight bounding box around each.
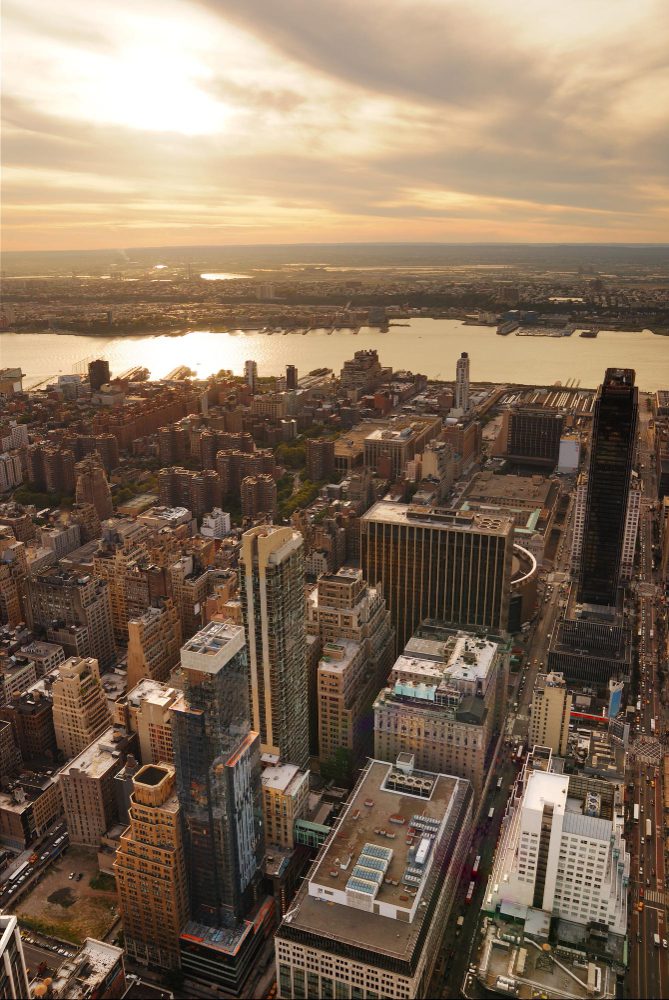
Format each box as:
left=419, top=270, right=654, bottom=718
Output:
left=578, top=368, right=637, bottom=607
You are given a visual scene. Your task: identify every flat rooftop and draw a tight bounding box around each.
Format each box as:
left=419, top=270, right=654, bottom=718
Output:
left=362, top=500, right=513, bottom=535
left=262, top=762, right=306, bottom=794
left=180, top=620, right=245, bottom=673
left=60, top=727, right=129, bottom=779
left=463, top=471, right=555, bottom=505
left=281, top=759, right=470, bottom=960
left=125, top=677, right=179, bottom=708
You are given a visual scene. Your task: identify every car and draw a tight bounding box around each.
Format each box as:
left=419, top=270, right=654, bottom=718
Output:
left=68, top=872, right=75, bottom=879
left=640, top=866, right=644, bottom=875
left=638, top=901, right=645, bottom=911
left=663, top=939, right=668, bottom=950
left=76, top=873, right=83, bottom=881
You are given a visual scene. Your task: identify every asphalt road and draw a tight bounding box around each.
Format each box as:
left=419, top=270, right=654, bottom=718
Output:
left=628, top=402, right=669, bottom=999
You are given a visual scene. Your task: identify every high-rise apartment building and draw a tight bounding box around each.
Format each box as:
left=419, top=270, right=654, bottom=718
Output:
left=578, top=368, right=638, bottom=607
left=114, top=763, right=189, bottom=969
left=339, top=349, right=386, bottom=393
left=485, top=747, right=628, bottom=935
left=240, top=474, right=277, bottom=520
left=26, top=569, right=115, bottom=669
left=60, top=726, right=136, bottom=846
left=374, top=623, right=508, bottom=797
left=126, top=600, right=182, bottom=690
left=75, top=453, right=114, bottom=520
left=275, top=756, right=473, bottom=1000
left=88, top=358, right=111, bottom=391
left=52, top=656, right=112, bottom=759
left=244, top=359, right=258, bottom=394
left=455, top=351, right=470, bottom=412
left=240, top=526, right=309, bottom=768
left=305, top=438, right=335, bottom=482
left=361, top=503, right=514, bottom=652
left=115, top=678, right=179, bottom=766
left=528, top=672, right=572, bottom=756
left=285, top=365, right=298, bottom=390
left=505, top=406, right=564, bottom=467
left=158, top=467, right=222, bottom=520
left=0, top=531, right=27, bottom=627
left=171, top=621, right=264, bottom=926
left=0, top=916, right=30, bottom=999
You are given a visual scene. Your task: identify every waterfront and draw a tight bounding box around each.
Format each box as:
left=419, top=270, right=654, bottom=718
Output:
left=1, top=319, right=668, bottom=390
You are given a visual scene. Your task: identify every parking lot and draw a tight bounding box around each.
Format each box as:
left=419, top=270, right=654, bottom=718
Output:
left=14, top=846, right=118, bottom=945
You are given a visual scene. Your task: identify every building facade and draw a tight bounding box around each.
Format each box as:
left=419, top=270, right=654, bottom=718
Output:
left=361, top=502, right=514, bottom=652
left=52, top=656, right=112, bottom=759
left=114, top=763, right=189, bottom=969
left=528, top=672, right=572, bottom=756
left=240, top=526, right=309, bottom=769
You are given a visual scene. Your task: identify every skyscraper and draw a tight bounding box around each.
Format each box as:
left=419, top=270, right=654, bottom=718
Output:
left=285, top=364, right=298, bottom=390
left=361, top=502, right=514, bottom=652
left=114, top=763, right=188, bottom=969
left=240, top=525, right=309, bottom=768
left=455, top=350, right=470, bottom=412
left=52, top=655, right=112, bottom=758
left=74, top=453, right=114, bottom=520
left=578, top=368, right=638, bottom=607
left=88, top=358, right=111, bottom=391
left=171, top=621, right=264, bottom=926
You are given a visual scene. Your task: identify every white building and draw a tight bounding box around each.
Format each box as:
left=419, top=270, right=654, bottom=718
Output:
left=0, top=422, right=28, bottom=451
left=455, top=351, right=470, bottom=412
left=0, top=915, right=31, bottom=998
left=200, top=507, right=231, bottom=539
left=485, top=748, right=628, bottom=936
left=557, top=436, right=580, bottom=474
left=0, top=453, right=23, bottom=493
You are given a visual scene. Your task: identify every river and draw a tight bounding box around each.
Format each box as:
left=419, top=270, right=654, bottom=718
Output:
left=1, top=320, right=667, bottom=390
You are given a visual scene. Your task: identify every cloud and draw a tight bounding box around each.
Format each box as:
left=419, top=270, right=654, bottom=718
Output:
left=2, top=0, right=669, bottom=248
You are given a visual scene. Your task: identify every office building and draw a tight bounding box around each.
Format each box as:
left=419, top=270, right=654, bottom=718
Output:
left=374, top=623, right=508, bottom=797
left=317, top=638, right=380, bottom=780
left=171, top=621, right=264, bottom=926
left=528, top=672, right=572, bottom=756
left=115, top=678, right=179, bottom=766
left=52, top=656, right=112, bottom=759
left=244, top=359, right=258, bottom=394
left=505, top=406, right=564, bottom=467
left=240, top=526, right=309, bottom=768
left=285, top=365, right=298, bottom=390
left=578, top=368, right=638, bottom=607
left=60, top=726, right=136, bottom=846
left=261, top=760, right=309, bottom=850
left=275, top=756, right=473, bottom=1000
left=114, top=763, right=188, bottom=969
left=484, top=748, right=628, bottom=936
left=547, top=611, right=631, bottom=690
left=88, top=358, right=111, bottom=391
left=200, top=507, right=231, bottom=539
left=454, top=351, right=470, bottom=412
left=0, top=915, right=30, bottom=999
left=572, top=475, right=640, bottom=584
left=75, top=453, right=114, bottom=520
left=361, top=502, right=514, bottom=652
left=26, top=569, right=115, bottom=669
left=0, top=532, right=27, bottom=628
left=126, top=600, right=182, bottom=690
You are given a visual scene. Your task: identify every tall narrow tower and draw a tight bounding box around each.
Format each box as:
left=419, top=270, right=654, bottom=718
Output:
left=455, top=351, right=470, bottom=412
left=578, top=368, right=638, bottom=607
left=240, top=525, right=309, bottom=768
left=244, top=359, right=258, bottom=394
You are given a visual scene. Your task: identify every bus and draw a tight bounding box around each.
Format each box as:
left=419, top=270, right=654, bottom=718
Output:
left=8, top=861, right=29, bottom=882
left=472, top=855, right=482, bottom=878
left=646, top=818, right=652, bottom=840
left=488, top=807, right=495, bottom=821
left=465, top=881, right=476, bottom=904
left=636, top=699, right=642, bottom=713
left=515, top=746, right=523, bottom=764
left=634, top=804, right=640, bottom=824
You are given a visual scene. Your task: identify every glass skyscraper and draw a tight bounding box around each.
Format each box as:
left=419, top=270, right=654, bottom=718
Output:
left=171, top=621, right=264, bottom=927
left=578, top=368, right=638, bottom=607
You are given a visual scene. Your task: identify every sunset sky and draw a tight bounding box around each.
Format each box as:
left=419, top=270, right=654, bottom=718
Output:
left=3, top=0, right=668, bottom=251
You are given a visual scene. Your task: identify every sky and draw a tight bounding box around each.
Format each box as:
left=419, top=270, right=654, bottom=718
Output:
left=2, top=0, right=669, bottom=251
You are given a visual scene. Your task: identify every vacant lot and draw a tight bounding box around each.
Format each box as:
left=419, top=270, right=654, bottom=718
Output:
left=17, top=846, right=118, bottom=944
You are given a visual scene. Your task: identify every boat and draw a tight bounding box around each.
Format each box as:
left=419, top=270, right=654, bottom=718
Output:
left=497, top=320, right=519, bottom=336
left=579, top=328, right=599, bottom=338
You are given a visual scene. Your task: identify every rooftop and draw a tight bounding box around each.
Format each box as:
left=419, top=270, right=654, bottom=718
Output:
left=281, top=759, right=470, bottom=958
left=60, top=727, right=130, bottom=780
left=125, top=677, right=179, bottom=709
left=262, top=761, right=307, bottom=795
left=49, top=938, right=124, bottom=999
left=362, top=500, right=513, bottom=535
left=180, top=620, right=245, bottom=674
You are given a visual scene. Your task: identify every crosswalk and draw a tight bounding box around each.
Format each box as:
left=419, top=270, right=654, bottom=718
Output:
left=644, top=890, right=667, bottom=905
left=630, top=735, right=664, bottom=764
